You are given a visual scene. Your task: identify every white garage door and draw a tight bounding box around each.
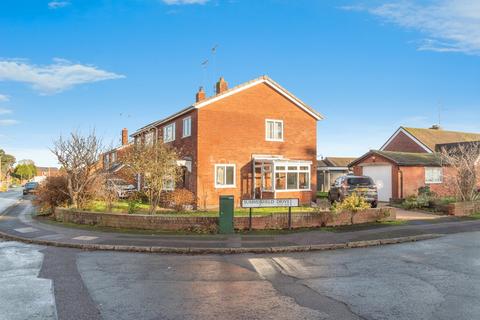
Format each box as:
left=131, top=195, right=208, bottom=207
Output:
left=363, top=165, right=392, bottom=202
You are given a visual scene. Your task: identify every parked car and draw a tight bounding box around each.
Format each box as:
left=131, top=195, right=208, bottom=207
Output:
left=328, top=175, right=378, bottom=208
left=106, top=178, right=136, bottom=199
left=23, top=182, right=39, bottom=195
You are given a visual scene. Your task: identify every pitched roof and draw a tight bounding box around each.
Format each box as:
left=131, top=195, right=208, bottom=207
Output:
left=132, top=75, right=324, bottom=137
left=403, top=127, right=480, bottom=152
left=350, top=150, right=442, bottom=167
left=318, top=157, right=357, bottom=167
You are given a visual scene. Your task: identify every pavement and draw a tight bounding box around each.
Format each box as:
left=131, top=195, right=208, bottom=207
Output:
left=2, top=189, right=480, bottom=253
left=2, top=231, right=480, bottom=319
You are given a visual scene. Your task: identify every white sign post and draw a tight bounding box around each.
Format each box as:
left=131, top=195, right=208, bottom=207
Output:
left=241, top=198, right=299, bottom=230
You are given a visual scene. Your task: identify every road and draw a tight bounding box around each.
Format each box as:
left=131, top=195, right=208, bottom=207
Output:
left=1, top=190, right=480, bottom=320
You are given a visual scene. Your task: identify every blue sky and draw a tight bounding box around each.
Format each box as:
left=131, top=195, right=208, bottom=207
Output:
left=0, top=0, right=479, bottom=166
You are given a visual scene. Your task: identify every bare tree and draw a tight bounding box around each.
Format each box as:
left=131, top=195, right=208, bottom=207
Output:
left=123, top=141, right=182, bottom=214
left=439, top=142, right=480, bottom=202
left=51, top=131, right=104, bottom=209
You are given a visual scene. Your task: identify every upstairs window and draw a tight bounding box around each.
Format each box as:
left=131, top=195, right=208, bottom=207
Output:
left=425, top=167, right=442, bottom=184
left=215, top=164, right=236, bottom=188
left=182, top=116, right=191, bottom=138
left=266, top=119, right=283, bottom=141
left=163, top=123, right=175, bottom=143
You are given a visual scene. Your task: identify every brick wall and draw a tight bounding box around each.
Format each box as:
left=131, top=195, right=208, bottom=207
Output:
left=54, top=207, right=396, bottom=232
left=383, top=131, right=429, bottom=153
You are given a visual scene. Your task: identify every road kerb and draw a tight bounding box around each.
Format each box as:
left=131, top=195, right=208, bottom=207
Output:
left=0, top=230, right=444, bottom=255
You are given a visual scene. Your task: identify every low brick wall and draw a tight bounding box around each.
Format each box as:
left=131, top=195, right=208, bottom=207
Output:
left=435, top=201, right=480, bottom=216
left=54, top=207, right=396, bottom=232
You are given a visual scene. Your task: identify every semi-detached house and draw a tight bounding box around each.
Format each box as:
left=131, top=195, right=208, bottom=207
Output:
left=131, top=76, right=324, bottom=208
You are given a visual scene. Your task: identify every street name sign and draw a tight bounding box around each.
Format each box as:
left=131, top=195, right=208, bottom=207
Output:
left=241, top=198, right=299, bottom=208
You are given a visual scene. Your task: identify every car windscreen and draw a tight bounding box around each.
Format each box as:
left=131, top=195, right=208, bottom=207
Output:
left=347, top=177, right=373, bottom=186
left=25, top=183, right=38, bottom=188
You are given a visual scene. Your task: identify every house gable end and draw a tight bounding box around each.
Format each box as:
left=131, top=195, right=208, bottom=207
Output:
left=380, top=127, right=433, bottom=153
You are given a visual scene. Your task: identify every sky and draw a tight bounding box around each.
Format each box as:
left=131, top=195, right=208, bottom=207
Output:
left=0, top=0, right=479, bottom=166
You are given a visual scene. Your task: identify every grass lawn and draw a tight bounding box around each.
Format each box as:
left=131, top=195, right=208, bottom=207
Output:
left=82, top=200, right=317, bottom=217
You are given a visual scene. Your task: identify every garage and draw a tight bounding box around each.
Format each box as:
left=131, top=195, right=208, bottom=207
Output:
left=362, top=165, right=392, bottom=202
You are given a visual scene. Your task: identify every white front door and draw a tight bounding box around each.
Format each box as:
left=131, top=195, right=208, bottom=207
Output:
left=363, top=165, right=392, bottom=202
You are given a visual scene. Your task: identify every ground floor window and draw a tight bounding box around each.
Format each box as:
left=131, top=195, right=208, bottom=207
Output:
left=275, top=165, right=310, bottom=191
left=215, top=164, right=236, bottom=188
left=425, top=167, right=443, bottom=184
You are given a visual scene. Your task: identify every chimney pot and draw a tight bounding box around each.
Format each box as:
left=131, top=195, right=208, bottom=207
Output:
left=196, top=86, right=206, bottom=102
left=215, top=77, right=228, bottom=95
left=122, top=128, right=128, bottom=145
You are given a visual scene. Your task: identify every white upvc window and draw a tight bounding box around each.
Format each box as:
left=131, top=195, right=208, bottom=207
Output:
left=425, top=167, right=443, bottom=184
left=182, top=116, right=191, bottom=138
left=145, top=131, right=155, bottom=145
left=275, top=164, right=310, bottom=191
left=111, top=152, right=117, bottom=163
left=215, top=164, right=236, bottom=188
left=266, top=119, right=283, bottom=141
left=163, top=123, right=176, bottom=143
left=163, top=178, right=175, bottom=191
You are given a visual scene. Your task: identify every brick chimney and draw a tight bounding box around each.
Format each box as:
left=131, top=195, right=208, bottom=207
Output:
left=196, top=86, right=206, bottom=102
left=122, top=128, right=128, bottom=145
left=215, top=77, right=228, bottom=95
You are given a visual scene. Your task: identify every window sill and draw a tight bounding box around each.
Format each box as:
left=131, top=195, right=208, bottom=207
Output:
left=275, top=189, right=311, bottom=192
left=215, top=185, right=236, bottom=189
left=265, top=139, right=284, bottom=142
left=181, top=135, right=191, bottom=139
left=425, top=181, right=443, bottom=184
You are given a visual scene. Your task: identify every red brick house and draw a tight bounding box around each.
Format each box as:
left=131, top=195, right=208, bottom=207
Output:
left=351, top=126, right=480, bottom=202
left=101, top=128, right=136, bottom=185
left=131, top=76, right=324, bottom=208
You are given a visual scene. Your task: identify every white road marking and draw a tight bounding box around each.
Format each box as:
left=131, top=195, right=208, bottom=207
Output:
left=248, top=258, right=277, bottom=279
left=0, top=241, right=58, bottom=320
left=14, top=227, right=39, bottom=233
left=73, top=236, right=98, bottom=241
left=272, top=257, right=306, bottom=276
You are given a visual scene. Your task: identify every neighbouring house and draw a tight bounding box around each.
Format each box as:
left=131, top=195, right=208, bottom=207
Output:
left=131, top=76, right=324, bottom=208
left=317, top=157, right=355, bottom=192
left=32, top=166, right=61, bottom=182
left=351, top=126, right=480, bottom=202
left=101, top=128, right=136, bottom=186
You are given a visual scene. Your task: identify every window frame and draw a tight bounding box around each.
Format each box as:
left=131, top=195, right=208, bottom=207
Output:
left=145, top=131, right=155, bottom=145
left=425, top=167, right=443, bottom=184
left=182, top=116, right=191, bottom=138
left=163, top=123, right=176, bottom=143
left=265, top=119, right=284, bottom=142
left=274, top=163, right=311, bottom=192
left=214, top=164, right=236, bottom=188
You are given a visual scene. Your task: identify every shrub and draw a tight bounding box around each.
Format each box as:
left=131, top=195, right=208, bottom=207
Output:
left=335, top=193, right=371, bottom=213
left=168, top=189, right=195, bottom=211
left=33, top=176, right=70, bottom=214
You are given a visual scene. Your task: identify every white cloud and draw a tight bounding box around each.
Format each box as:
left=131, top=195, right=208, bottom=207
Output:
left=0, top=94, right=9, bottom=102
left=48, top=1, right=70, bottom=9
left=0, top=108, right=12, bottom=115
left=345, top=0, right=480, bottom=55
left=0, top=119, right=19, bottom=126
left=0, top=58, right=125, bottom=95
left=162, top=0, right=209, bottom=5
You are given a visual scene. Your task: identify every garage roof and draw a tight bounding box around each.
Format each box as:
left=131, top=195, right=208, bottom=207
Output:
left=350, top=150, right=442, bottom=167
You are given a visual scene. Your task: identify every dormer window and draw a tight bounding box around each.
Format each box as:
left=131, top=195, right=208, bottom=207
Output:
left=266, top=119, right=283, bottom=141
